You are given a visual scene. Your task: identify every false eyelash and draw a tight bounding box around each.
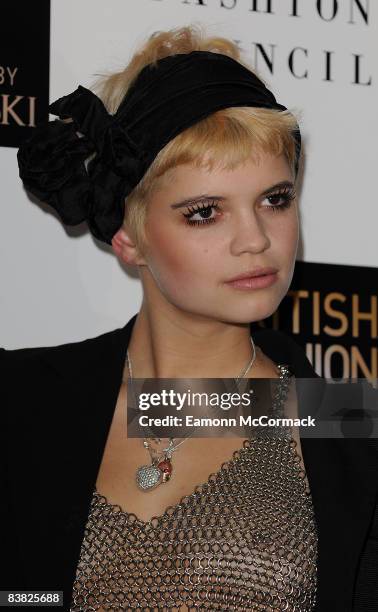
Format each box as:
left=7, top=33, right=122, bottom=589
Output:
left=182, top=201, right=221, bottom=219
left=182, top=187, right=296, bottom=227
left=267, top=186, right=297, bottom=210
left=182, top=201, right=221, bottom=226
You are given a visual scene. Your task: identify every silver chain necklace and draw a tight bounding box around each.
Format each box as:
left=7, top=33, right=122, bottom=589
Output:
left=125, top=336, right=256, bottom=491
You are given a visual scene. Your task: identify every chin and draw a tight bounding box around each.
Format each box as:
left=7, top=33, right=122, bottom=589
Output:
left=167, top=294, right=282, bottom=325
left=224, top=294, right=283, bottom=323
left=215, top=307, right=275, bottom=326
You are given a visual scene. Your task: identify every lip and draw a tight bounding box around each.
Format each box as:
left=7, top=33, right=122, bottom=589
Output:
left=225, top=272, right=278, bottom=290
left=225, top=267, right=278, bottom=282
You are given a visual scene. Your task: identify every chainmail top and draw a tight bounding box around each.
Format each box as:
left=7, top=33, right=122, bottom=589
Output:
left=70, top=365, right=318, bottom=611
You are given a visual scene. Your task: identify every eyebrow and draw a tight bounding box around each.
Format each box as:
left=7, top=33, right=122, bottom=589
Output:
left=169, top=180, right=295, bottom=209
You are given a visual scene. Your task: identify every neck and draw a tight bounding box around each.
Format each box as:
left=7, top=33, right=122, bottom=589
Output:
left=125, top=300, right=265, bottom=380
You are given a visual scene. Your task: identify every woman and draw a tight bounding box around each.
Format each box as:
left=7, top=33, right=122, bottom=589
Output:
left=2, top=25, right=378, bottom=612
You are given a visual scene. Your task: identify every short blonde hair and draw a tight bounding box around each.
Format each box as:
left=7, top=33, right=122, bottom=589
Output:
left=92, top=24, right=300, bottom=251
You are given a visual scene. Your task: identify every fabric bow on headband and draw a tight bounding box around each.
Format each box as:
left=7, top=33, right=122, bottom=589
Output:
left=17, top=51, right=301, bottom=245
left=17, top=85, right=149, bottom=244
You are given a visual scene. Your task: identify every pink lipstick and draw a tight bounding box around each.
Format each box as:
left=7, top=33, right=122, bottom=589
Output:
left=225, top=267, right=278, bottom=290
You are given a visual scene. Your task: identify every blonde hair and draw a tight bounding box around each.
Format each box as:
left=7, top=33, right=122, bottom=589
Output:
left=92, top=24, right=300, bottom=251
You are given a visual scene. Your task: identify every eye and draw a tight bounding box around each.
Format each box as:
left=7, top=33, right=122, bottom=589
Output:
left=262, top=187, right=297, bottom=211
left=182, top=201, right=221, bottom=226
left=180, top=187, right=296, bottom=228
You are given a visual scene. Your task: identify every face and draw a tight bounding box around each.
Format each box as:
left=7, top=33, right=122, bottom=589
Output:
left=138, top=151, right=299, bottom=324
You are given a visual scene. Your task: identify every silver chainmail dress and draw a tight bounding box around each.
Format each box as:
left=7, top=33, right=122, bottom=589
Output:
left=70, top=365, right=318, bottom=611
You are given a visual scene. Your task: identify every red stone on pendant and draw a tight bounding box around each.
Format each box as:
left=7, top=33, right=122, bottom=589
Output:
left=157, top=459, right=173, bottom=482
left=157, top=459, right=172, bottom=474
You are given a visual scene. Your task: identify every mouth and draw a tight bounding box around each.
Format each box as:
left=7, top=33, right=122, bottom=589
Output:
left=224, top=269, right=278, bottom=290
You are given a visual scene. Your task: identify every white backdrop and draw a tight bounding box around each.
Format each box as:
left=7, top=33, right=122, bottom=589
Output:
left=1, top=0, right=376, bottom=348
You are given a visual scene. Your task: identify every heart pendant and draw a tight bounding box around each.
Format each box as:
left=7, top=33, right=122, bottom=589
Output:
left=136, top=464, right=163, bottom=491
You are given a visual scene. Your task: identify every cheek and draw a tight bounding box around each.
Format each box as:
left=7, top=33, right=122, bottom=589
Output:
left=286, top=212, right=299, bottom=252
left=145, top=222, right=219, bottom=287
left=270, top=209, right=299, bottom=255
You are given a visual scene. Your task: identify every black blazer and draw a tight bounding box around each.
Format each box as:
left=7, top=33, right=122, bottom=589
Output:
left=1, top=313, right=377, bottom=612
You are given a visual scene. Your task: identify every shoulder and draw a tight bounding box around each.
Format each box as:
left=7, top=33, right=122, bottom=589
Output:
left=2, top=325, right=127, bottom=424
left=252, top=327, right=320, bottom=378
left=2, top=324, right=122, bottom=375
left=2, top=313, right=141, bottom=387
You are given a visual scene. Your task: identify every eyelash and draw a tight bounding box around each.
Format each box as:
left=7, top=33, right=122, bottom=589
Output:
left=182, top=187, right=297, bottom=227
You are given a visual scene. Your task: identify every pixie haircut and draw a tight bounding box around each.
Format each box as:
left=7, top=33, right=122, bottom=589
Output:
left=92, top=25, right=301, bottom=251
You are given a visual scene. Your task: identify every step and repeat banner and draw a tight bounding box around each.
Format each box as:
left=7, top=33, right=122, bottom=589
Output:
left=1, top=0, right=376, bottom=380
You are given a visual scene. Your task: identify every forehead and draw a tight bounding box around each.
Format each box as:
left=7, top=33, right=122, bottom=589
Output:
left=154, top=152, right=292, bottom=195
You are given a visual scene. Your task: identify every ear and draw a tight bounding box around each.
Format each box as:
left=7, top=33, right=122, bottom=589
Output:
left=111, top=226, right=146, bottom=266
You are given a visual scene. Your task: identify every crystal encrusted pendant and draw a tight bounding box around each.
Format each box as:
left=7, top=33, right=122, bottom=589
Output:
left=136, top=464, right=163, bottom=491
left=136, top=457, right=173, bottom=491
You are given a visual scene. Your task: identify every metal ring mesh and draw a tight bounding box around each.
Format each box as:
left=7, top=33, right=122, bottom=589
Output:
left=70, top=366, right=318, bottom=611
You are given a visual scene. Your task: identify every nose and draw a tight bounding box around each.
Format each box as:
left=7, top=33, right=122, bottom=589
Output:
left=229, top=209, right=270, bottom=255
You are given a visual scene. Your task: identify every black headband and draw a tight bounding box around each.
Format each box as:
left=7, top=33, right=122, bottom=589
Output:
left=17, top=50, right=301, bottom=246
